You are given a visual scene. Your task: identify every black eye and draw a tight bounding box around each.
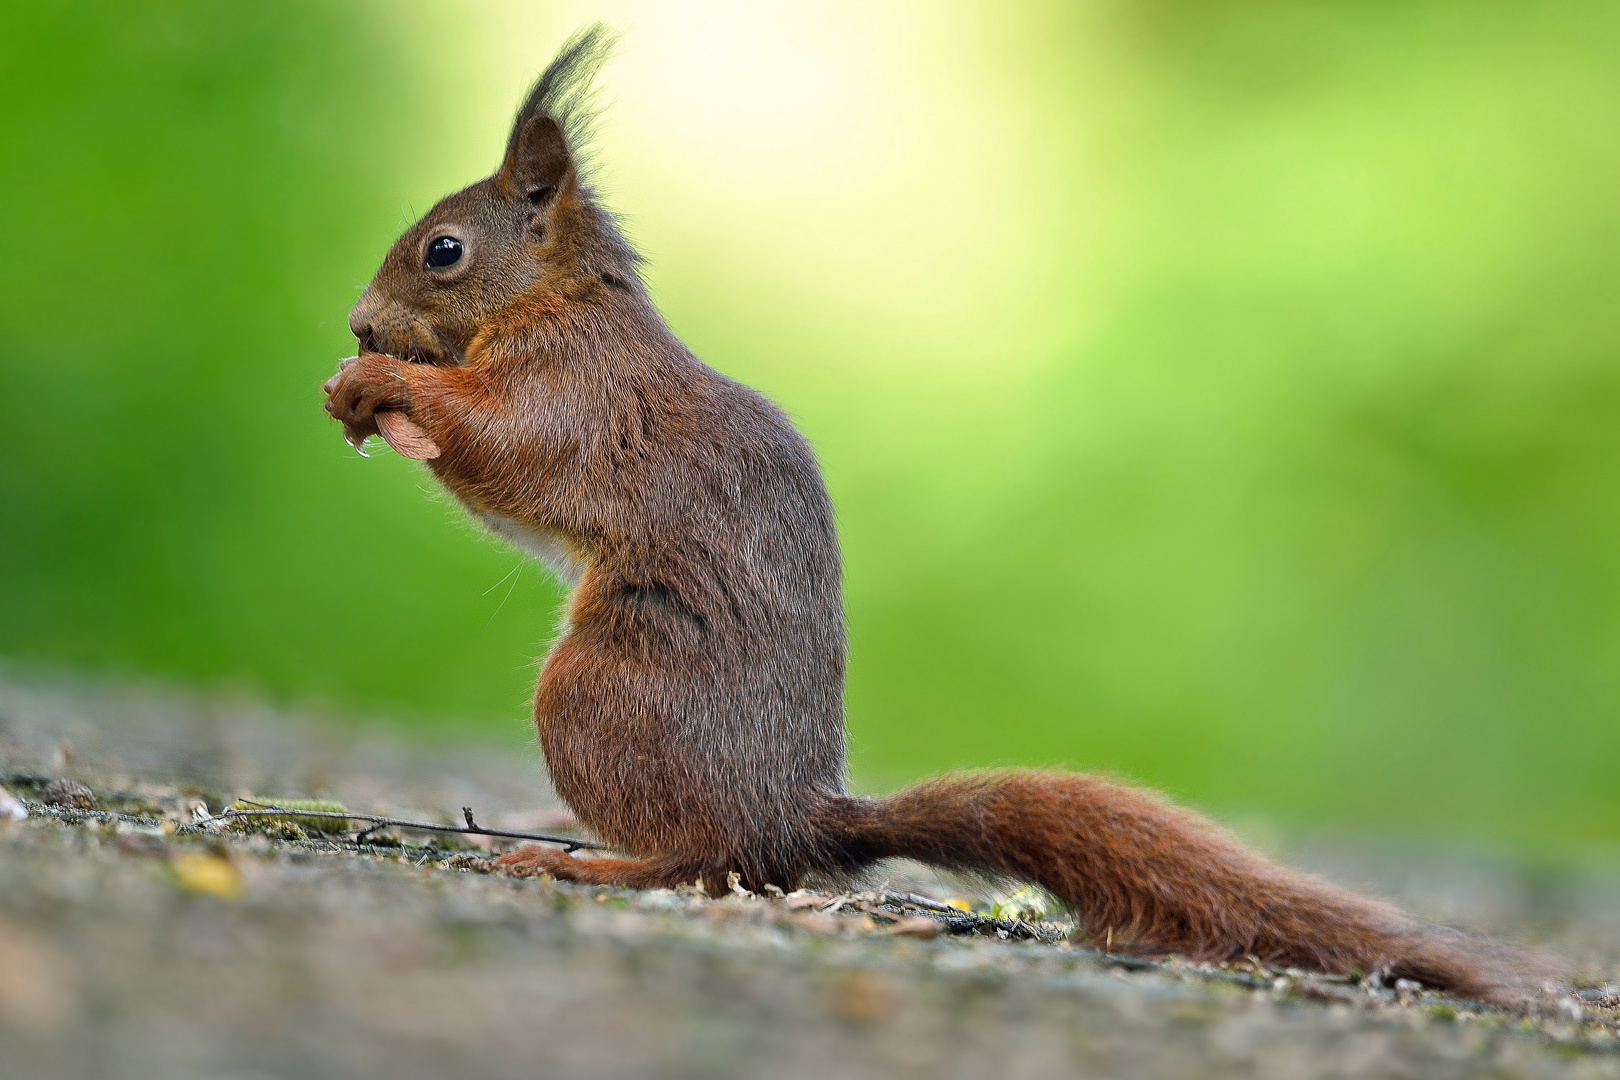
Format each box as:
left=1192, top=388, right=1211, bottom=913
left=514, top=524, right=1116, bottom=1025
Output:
left=425, top=236, right=463, bottom=269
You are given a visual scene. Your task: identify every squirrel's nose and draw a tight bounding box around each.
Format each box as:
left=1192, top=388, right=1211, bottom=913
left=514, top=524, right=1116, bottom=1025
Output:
left=348, top=299, right=379, bottom=353
left=350, top=320, right=377, bottom=354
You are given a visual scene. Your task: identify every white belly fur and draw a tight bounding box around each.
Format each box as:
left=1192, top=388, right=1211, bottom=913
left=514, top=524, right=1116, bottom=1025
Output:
left=469, top=507, right=586, bottom=588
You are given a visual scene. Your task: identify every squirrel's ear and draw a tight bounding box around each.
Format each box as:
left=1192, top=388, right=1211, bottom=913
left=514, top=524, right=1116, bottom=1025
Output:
left=503, top=115, right=573, bottom=201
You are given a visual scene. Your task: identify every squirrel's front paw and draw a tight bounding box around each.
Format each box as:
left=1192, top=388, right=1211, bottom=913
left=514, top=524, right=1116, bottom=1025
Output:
left=323, top=353, right=411, bottom=453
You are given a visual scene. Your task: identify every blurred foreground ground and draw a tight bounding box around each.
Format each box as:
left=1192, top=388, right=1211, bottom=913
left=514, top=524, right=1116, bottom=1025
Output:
left=0, top=668, right=1617, bottom=1080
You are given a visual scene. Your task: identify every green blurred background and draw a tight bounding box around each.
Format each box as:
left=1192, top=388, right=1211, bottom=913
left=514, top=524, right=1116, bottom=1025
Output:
left=2, top=1, right=1617, bottom=850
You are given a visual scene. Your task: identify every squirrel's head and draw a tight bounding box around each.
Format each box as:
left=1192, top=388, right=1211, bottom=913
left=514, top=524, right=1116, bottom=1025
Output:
left=349, top=25, right=637, bottom=366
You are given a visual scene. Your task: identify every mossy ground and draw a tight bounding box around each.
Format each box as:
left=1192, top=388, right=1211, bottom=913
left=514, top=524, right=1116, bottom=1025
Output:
left=0, top=669, right=1616, bottom=1080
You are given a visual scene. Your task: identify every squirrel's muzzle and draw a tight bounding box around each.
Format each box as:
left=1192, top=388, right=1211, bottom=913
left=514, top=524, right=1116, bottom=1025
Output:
left=349, top=290, right=460, bottom=367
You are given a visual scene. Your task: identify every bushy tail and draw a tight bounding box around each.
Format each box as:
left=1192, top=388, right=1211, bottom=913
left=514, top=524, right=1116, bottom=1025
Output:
left=830, top=771, right=1561, bottom=1006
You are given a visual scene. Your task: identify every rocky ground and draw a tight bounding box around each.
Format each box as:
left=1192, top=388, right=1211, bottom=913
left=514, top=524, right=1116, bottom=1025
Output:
left=0, top=668, right=1617, bottom=1080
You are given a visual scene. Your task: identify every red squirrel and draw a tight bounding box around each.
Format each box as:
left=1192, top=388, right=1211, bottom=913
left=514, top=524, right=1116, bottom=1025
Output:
left=323, top=27, right=1562, bottom=1006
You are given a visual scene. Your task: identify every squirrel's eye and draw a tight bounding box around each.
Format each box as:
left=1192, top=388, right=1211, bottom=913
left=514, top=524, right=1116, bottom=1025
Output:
left=425, top=236, right=463, bottom=269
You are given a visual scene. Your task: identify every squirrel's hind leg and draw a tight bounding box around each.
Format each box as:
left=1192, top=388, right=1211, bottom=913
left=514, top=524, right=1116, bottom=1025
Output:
left=494, top=845, right=711, bottom=890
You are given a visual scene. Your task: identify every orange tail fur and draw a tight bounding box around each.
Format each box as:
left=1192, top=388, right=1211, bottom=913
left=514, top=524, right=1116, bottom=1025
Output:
left=833, top=771, right=1560, bottom=1006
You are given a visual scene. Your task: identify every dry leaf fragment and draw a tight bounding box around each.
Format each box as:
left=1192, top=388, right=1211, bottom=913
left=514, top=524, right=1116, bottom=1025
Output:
left=171, top=852, right=243, bottom=901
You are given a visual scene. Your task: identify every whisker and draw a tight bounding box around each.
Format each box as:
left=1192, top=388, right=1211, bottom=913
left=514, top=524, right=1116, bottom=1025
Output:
left=487, top=560, right=525, bottom=626
left=483, top=559, right=523, bottom=598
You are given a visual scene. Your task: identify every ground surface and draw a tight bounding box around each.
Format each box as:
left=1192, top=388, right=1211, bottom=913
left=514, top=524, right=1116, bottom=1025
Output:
left=0, top=669, right=1617, bottom=1080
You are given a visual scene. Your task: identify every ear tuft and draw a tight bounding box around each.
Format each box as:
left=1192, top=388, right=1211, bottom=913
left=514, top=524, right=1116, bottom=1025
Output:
left=506, top=115, right=571, bottom=199
left=498, top=25, right=616, bottom=195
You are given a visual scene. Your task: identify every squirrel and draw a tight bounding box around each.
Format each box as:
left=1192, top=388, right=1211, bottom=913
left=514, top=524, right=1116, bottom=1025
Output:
left=323, top=26, right=1564, bottom=1007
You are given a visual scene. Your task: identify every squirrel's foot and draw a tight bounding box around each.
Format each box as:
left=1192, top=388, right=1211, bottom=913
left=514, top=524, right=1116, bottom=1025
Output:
left=493, top=843, right=580, bottom=880
left=492, top=846, right=707, bottom=889
left=323, top=352, right=412, bottom=452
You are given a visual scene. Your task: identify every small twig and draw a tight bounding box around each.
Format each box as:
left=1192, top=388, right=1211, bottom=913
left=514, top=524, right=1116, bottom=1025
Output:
left=354, top=821, right=390, bottom=845
left=196, top=802, right=605, bottom=853
left=882, top=891, right=962, bottom=915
